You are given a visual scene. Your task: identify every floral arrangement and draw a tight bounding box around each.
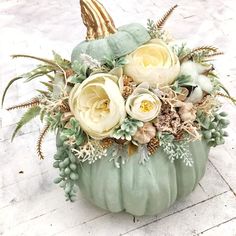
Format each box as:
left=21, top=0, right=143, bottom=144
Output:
left=2, top=1, right=235, bottom=205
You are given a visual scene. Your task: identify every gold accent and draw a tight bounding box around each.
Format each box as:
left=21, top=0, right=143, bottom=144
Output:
left=80, top=0, right=117, bottom=40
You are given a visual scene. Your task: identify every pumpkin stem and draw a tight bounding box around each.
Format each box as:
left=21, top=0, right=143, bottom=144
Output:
left=80, top=0, right=117, bottom=40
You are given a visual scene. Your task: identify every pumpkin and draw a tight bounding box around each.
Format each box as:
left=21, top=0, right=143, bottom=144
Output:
left=71, top=0, right=151, bottom=64
left=64, top=0, right=210, bottom=216
left=56, top=134, right=209, bottom=216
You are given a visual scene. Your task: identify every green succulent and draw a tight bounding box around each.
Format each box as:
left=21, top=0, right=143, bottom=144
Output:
left=53, top=146, right=80, bottom=202
left=197, top=111, right=230, bottom=147
left=46, top=112, right=63, bottom=131
left=112, top=118, right=143, bottom=141
left=60, top=117, right=86, bottom=147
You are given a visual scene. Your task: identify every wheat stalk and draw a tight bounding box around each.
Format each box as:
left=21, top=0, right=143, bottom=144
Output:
left=217, top=92, right=236, bottom=104
left=180, top=46, right=219, bottom=62
left=6, top=98, right=40, bottom=111
left=156, top=5, right=178, bottom=28
left=37, top=124, right=50, bottom=160
left=204, top=52, right=224, bottom=58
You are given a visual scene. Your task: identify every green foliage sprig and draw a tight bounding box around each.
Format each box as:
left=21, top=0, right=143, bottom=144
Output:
left=103, top=56, right=127, bottom=70
left=159, top=133, right=193, bottom=166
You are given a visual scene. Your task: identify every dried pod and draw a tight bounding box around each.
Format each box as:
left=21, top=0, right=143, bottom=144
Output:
left=154, top=103, right=181, bottom=134
left=178, top=102, right=196, bottom=122
left=133, top=122, right=156, bottom=144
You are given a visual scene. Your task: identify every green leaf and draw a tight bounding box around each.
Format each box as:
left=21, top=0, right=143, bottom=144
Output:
left=52, top=51, right=71, bottom=69
left=24, top=65, right=55, bottom=82
left=36, top=89, right=49, bottom=96
left=1, top=76, right=24, bottom=107
left=40, top=109, right=46, bottom=122
left=40, top=81, right=53, bottom=92
left=11, top=106, right=41, bottom=141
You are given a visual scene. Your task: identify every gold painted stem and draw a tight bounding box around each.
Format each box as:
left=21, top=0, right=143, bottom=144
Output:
left=80, top=0, right=117, bottom=40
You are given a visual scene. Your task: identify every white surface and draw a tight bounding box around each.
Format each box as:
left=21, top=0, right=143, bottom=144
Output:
left=0, top=0, right=236, bottom=235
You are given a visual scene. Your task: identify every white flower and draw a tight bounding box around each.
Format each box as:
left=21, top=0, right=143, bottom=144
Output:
left=124, top=39, right=180, bottom=87
left=180, top=61, right=213, bottom=103
left=126, top=83, right=162, bottom=122
left=69, top=73, right=126, bottom=139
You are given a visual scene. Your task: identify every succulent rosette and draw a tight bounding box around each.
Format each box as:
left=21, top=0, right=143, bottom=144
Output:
left=2, top=0, right=234, bottom=216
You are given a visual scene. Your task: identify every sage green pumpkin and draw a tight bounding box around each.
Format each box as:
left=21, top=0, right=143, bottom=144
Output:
left=56, top=137, right=209, bottom=216
left=71, top=23, right=151, bottom=64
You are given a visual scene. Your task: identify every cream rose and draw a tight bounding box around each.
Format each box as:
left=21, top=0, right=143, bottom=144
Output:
left=124, top=39, right=180, bottom=87
left=69, top=73, right=126, bottom=139
left=126, top=83, right=161, bottom=122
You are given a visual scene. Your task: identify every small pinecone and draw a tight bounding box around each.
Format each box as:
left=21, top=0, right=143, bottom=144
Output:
left=123, top=75, right=134, bottom=86
left=147, top=137, right=160, bottom=156
left=100, top=138, right=114, bottom=149
left=59, top=101, right=71, bottom=113
left=122, top=86, right=133, bottom=99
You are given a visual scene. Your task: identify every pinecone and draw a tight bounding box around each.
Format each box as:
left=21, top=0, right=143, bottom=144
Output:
left=122, top=86, right=133, bottom=99
left=123, top=75, right=134, bottom=86
left=59, top=101, right=71, bottom=113
left=100, top=138, right=114, bottom=149
left=147, top=137, right=160, bottom=156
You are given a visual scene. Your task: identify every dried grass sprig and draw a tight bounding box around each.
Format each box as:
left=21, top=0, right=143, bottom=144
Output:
left=204, top=52, right=224, bottom=58
left=217, top=92, right=236, bottom=104
left=37, top=124, right=50, bottom=160
left=180, top=46, right=219, bottom=62
left=6, top=97, right=40, bottom=111
left=156, top=5, right=178, bottom=28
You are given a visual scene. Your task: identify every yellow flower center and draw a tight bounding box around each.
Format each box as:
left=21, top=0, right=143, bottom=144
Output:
left=140, top=100, right=155, bottom=112
left=96, top=99, right=110, bottom=112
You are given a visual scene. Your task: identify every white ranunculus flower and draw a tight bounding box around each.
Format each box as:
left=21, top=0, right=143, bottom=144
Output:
left=126, top=83, right=162, bottom=122
left=69, top=73, right=126, bottom=139
left=124, top=39, right=180, bottom=87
